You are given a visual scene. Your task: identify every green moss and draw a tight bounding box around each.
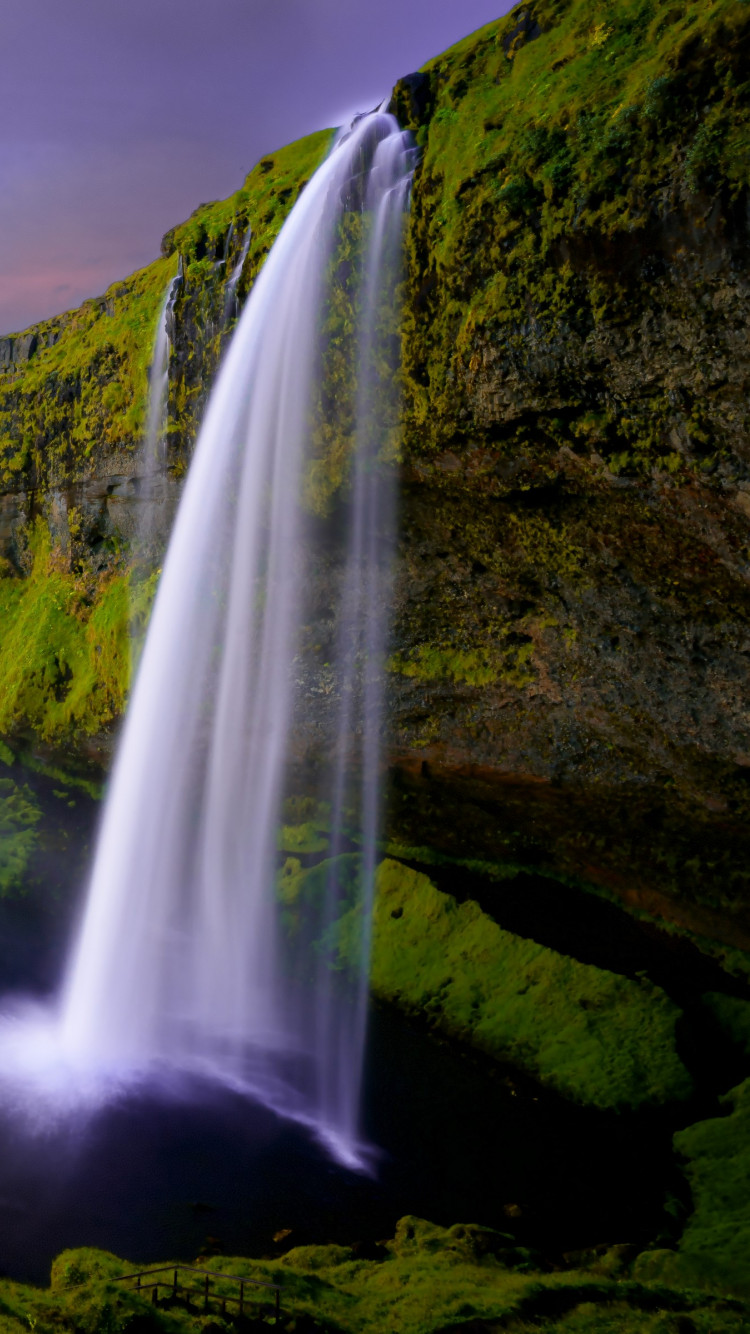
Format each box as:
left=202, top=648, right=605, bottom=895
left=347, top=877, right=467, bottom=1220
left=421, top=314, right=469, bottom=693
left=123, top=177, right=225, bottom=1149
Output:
left=0, top=256, right=176, bottom=482
left=277, top=796, right=332, bottom=855
left=384, top=842, right=527, bottom=881
left=278, top=823, right=330, bottom=855
left=4, top=1225, right=744, bottom=1334
left=0, top=129, right=331, bottom=489
left=0, top=131, right=332, bottom=747
left=635, top=1078, right=750, bottom=1298
left=0, top=776, right=41, bottom=896
left=0, top=521, right=156, bottom=742
left=388, top=639, right=536, bottom=689
left=366, top=860, right=691, bottom=1108
left=284, top=854, right=690, bottom=1108
left=399, top=0, right=750, bottom=475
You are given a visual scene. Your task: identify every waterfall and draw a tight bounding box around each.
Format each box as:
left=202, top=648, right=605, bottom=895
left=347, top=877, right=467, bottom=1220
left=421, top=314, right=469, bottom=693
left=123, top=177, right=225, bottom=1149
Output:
left=137, top=262, right=182, bottom=560
left=52, top=109, right=414, bottom=1167
left=223, top=225, right=252, bottom=323
left=215, top=221, right=235, bottom=271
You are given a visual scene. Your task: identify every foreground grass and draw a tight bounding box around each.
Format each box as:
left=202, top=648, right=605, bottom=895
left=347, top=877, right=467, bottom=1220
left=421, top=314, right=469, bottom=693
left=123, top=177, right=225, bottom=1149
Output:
left=2, top=1217, right=748, bottom=1334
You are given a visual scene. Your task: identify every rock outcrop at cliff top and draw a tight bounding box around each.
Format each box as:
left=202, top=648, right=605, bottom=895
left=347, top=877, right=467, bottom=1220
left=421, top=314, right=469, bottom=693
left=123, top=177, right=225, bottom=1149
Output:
left=0, top=0, right=749, bottom=943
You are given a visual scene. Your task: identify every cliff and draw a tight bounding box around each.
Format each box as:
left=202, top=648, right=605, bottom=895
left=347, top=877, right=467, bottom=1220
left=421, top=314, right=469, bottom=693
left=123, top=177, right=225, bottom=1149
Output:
left=2, top=0, right=750, bottom=1309
left=1, top=0, right=750, bottom=947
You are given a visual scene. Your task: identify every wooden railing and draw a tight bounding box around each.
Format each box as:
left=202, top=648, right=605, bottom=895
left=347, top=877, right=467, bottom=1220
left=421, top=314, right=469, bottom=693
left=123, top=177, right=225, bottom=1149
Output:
left=115, top=1263, right=282, bottom=1323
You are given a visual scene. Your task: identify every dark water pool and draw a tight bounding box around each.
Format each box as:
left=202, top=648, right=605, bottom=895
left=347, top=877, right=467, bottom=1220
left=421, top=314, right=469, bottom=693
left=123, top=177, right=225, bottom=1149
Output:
left=0, top=998, right=678, bottom=1286
left=0, top=763, right=707, bottom=1284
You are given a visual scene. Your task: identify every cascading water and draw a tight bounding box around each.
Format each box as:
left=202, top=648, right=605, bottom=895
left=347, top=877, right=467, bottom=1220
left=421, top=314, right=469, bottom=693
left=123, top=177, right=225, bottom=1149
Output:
left=136, top=262, right=182, bottom=559
left=223, top=225, right=252, bottom=322
left=42, top=108, right=414, bottom=1167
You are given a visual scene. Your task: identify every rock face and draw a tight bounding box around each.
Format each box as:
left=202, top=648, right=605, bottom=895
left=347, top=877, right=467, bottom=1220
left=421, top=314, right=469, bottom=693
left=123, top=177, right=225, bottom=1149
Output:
left=1, top=0, right=750, bottom=940
left=379, top=0, right=750, bottom=936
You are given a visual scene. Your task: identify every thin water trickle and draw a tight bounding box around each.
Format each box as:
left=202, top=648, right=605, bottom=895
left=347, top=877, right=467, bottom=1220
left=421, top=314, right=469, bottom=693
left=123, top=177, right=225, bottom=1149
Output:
left=223, top=225, right=252, bottom=322
left=0, top=109, right=415, bottom=1171
left=136, top=262, right=182, bottom=561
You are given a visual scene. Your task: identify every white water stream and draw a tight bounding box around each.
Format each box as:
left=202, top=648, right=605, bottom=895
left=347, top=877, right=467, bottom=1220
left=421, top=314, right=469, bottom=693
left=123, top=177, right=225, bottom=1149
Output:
left=135, top=262, right=182, bottom=560
left=0, top=109, right=414, bottom=1169
left=223, top=225, right=252, bottom=321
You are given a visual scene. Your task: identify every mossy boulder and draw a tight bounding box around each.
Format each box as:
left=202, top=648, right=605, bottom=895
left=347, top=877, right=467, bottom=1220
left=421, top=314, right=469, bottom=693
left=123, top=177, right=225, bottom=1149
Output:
left=367, top=859, right=691, bottom=1108
left=284, top=853, right=691, bottom=1108
left=634, top=1077, right=750, bottom=1298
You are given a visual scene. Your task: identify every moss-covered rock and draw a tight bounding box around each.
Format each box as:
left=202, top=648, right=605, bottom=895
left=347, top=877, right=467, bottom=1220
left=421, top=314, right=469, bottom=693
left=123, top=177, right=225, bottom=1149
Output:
left=0, top=774, right=40, bottom=895
left=283, top=853, right=691, bottom=1108
left=634, top=1077, right=750, bottom=1298
left=369, top=859, right=692, bottom=1108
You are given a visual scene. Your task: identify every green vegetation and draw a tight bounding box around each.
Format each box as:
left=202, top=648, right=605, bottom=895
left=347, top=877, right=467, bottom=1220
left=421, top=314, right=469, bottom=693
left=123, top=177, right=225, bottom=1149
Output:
left=399, top=0, right=750, bottom=475
left=0, top=775, right=41, bottom=895
left=388, top=638, right=536, bottom=688
left=0, top=129, right=331, bottom=490
left=1, top=1218, right=748, bottom=1334
left=635, top=1078, right=750, bottom=1298
left=278, top=796, right=332, bottom=855
left=281, top=854, right=691, bottom=1108
left=165, top=129, right=331, bottom=458
left=366, top=859, right=691, bottom=1108
left=0, top=522, right=137, bottom=741
left=0, top=256, right=175, bottom=485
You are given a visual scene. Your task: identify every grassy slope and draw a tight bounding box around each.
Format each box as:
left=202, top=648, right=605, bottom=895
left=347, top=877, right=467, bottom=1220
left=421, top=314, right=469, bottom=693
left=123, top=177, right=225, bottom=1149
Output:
left=0, top=129, right=331, bottom=481
left=1, top=1220, right=749, bottom=1334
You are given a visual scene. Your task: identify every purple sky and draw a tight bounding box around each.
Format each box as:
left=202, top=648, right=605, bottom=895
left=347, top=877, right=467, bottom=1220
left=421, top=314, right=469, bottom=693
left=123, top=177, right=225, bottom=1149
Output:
left=1, top=0, right=514, bottom=335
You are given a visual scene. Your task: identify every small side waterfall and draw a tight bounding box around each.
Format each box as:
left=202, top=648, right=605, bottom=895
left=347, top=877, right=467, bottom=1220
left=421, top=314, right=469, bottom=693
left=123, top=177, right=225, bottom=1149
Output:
left=223, top=226, right=252, bottom=322
left=54, top=109, right=414, bottom=1166
left=137, top=263, right=182, bottom=558
left=215, top=221, right=235, bottom=271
